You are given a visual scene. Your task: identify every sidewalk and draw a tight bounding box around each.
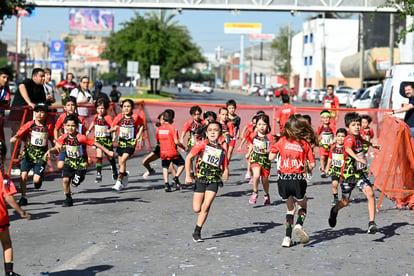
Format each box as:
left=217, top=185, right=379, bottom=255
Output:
left=9, top=152, right=413, bottom=275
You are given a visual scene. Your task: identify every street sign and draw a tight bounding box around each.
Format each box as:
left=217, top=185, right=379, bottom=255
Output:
left=233, top=64, right=247, bottom=68
left=150, top=65, right=160, bottom=79
left=127, top=61, right=139, bottom=77
left=50, top=40, right=65, bottom=59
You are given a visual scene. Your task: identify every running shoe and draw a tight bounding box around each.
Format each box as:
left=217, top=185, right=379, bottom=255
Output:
left=62, top=196, right=73, bottom=207
left=172, top=176, right=181, bottom=190
left=294, top=224, right=310, bottom=244
left=281, top=236, right=292, bottom=248
left=368, top=221, right=378, bottom=234
left=245, top=171, right=251, bottom=179
left=320, top=171, right=327, bottom=178
left=328, top=206, right=338, bottom=228
left=121, top=172, right=129, bottom=188
left=192, top=232, right=204, bottom=243
left=142, top=169, right=155, bottom=179
left=165, top=183, right=172, bottom=192
left=95, top=172, right=102, bottom=183
left=249, top=177, right=254, bottom=184
left=249, top=192, right=258, bottom=204
left=112, top=180, right=123, bottom=191
left=18, top=197, right=28, bottom=206
left=263, top=195, right=271, bottom=205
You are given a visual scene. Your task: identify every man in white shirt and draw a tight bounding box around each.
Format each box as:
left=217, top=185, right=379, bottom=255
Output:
left=70, top=76, right=92, bottom=116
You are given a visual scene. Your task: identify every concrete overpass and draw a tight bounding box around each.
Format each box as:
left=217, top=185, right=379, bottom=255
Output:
left=32, top=0, right=398, bottom=13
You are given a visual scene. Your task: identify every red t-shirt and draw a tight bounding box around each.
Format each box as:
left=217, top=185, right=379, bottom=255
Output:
left=270, top=136, right=315, bottom=174
left=190, top=139, right=229, bottom=168
left=112, top=113, right=144, bottom=139
left=221, top=121, right=235, bottom=142
left=17, top=120, right=54, bottom=146
left=156, top=124, right=180, bottom=159
left=276, top=104, right=297, bottom=127
left=244, top=123, right=255, bottom=142
left=55, top=113, right=87, bottom=134
left=361, top=127, right=374, bottom=141
left=323, top=95, right=340, bottom=109
left=92, top=114, right=114, bottom=138
left=317, top=123, right=337, bottom=144
left=0, top=173, right=17, bottom=227
left=343, top=134, right=366, bottom=172
left=57, top=133, right=95, bottom=158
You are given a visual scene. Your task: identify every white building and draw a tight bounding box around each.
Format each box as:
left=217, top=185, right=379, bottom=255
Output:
left=292, top=17, right=359, bottom=96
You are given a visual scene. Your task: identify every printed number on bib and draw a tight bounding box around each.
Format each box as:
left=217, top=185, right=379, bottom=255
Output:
left=95, top=125, right=109, bottom=138
left=202, top=145, right=223, bottom=167
left=66, top=145, right=81, bottom=158
left=321, top=134, right=333, bottom=145
left=356, top=152, right=366, bottom=170
left=31, top=131, right=47, bottom=147
left=120, top=126, right=134, bottom=139
left=324, top=102, right=331, bottom=108
left=253, top=138, right=267, bottom=153
left=331, top=153, right=344, bottom=167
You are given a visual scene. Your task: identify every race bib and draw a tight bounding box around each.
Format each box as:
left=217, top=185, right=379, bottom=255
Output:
left=253, top=138, right=267, bottom=153
left=324, top=102, right=331, bottom=108
left=356, top=151, right=366, bottom=170
left=66, top=145, right=81, bottom=158
left=202, top=145, right=223, bottom=167
left=119, top=126, right=134, bottom=139
left=332, top=153, right=344, bottom=167
left=95, top=125, right=109, bottom=138
left=30, top=131, right=47, bottom=147
left=321, top=134, right=333, bottom=145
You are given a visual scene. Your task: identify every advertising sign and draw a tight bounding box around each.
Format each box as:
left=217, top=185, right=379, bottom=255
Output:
left=50, top=40, right=65, bottom=59
left=249, top=33, right=275, bottom=42
left=71, top=44, right=105, bottom=59
left=150, top=65, right=160, bottom=79
left=69, top=9, right=113, bottom=32
left=50, top=61, right=65, bottom=71
left=224, top=23, right=262, bottom=34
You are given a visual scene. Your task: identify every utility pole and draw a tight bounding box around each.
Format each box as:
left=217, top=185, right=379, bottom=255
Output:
left=287, top=23, right=292, bottom=88
left=321, top=13, right=327, bottom=89
left=389, top=13, right=394, bottom=68
left=359, top=13, right=365, bottom=88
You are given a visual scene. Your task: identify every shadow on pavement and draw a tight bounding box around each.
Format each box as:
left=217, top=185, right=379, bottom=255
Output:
left=373, top=222, right=410, bottom=242
left=306, top=227, right=366, bottom=246
left=208, top=221, right=282, bottom=239
left=47, top=264, right=113, bottom=275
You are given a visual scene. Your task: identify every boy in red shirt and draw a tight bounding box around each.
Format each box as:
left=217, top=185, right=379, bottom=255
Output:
left=317, top=110, right=336, bottom=178
left=226, top=99, right=241, bottom=160
left=218, top=107, right=235, bottom=159
left=180, top=105, right=203, bottom=150
left=322, top=84, right=340, bottom=124
left=361, top=114, right=374, bottom=156
left=156, top=110, right=187, bottom=192
left=275, top=95, right=296, bottom=134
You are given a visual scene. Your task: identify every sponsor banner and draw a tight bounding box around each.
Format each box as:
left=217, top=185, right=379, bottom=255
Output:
left=71, top=44, right=105, bottom=59
left=249, top=33, right=275, bottom=42
left=50, top=40, right=65, bottom=59
left=224, top=23, right=262, bottom=34
left=69, top=9, right=113, bottom=32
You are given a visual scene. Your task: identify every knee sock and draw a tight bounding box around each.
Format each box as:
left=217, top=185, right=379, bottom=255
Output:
left=110, top=159, right=117, bottom=171
left=5, top=262, right=13, bottom=273
left=96, top=157, right=103, bottom=173
left=285, top=214, right=294, bottom=238
left=194, top=225, right=202, bottom=234
left=296, top=208, right=307, bottom=226
left=118, top=172, right=127, bottom=181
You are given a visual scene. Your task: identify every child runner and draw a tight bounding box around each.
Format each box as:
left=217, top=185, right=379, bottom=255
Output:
left=142, top=110, right=177, bottom=178
left=322, top=84, right=340, bottom=124
left=237, top=114, right=259, bottom=182
left=326, top=128, right=347, bottom=206
left=111, top=99, right=144, bottom=191
left=218, top=107, right=235, bottom=158
left=246, top=114, right=275, bottom=205
left=269, top=114, right=317, bottom=247
left=54, top=96, right=87, bottom=170
left=302, top=114, right=316, bottom=180
left=185, top=120, right=229, bottom=242
left=226, top=99, right=241, bottom=160
left=10, top=103, right=53, bottom=206
left=0, top=140, right=31, bottom=276
left=45, top=115, right=114, bottom=207
left=85, top=98, right=118, bottom=183
left=180, top=105, right=203, bottom=151
left=275, top=95, right=296, bottom=135
left=317, top=110, right=336, bottom=178
left=156, top=110, right=187, bottom=192
left=328, top=112, right=381, bottom=234
left=360, top=114, right=374, bottom=156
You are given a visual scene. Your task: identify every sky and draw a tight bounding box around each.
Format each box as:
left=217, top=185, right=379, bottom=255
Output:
left=0, top=8, right=309, bottom=55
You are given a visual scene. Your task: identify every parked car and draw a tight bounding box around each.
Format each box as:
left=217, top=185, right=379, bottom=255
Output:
left=353, top=84, right=383, bottom=108
left=307, top=89, right=319, bottom=102
left=301, top=89, right=311, bottom=102
left=317, top=88, right=327, bottom=103
left=353, top=88, right=366, bottom=102
left=346, top=90, right=358, bottom=107
left=247, top=85, right=263, bottom=96
left=8, top=81, right=17, bottom=94
left=337, top=85, right=353, bottom=91
left=189, top=83, right=213, bottom=93
left=334, top=89, right=352, bottom=106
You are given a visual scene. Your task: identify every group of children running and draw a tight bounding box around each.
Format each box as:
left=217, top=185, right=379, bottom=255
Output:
left=0, top=95, right=381, bottom=275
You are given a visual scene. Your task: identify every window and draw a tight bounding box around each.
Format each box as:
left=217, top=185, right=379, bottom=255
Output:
left=310, top=33, right=313, bottom=43
left=304, top=35, right=308, bottom=44
left=309, top=56, right=313, bottom=65
left=309, top=78, right=312, bottom=87
left=304, top=57, right=308, bottom=66
left=304, top=78, right=307, bottom=87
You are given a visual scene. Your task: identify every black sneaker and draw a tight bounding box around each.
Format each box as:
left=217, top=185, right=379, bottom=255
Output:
left=172, top=177, right=181, bottom=190
left=368, top=221, right=378, bottom=234
left=112, top=168, right=118, bottom=181
left=165, top=183, right=172, bottom=192
left=62, top=197, right=73, bottom=207
left=95, top=173, right=102, bottom=183
left=192, top=232, right=204, bottom=243
left=328, top=206, right=337, bottom=228
left=18, top=197, right=28, bottom=206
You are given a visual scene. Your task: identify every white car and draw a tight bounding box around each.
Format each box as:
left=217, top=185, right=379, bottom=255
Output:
left=353, top=84, right=383, bottom=109
left=247, top=85, right=263, bottom=96
left=189, top=83, right=213, bottom=93
left=334, top=89, right=352, bottom=106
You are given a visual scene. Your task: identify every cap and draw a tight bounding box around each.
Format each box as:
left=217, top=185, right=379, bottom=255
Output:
left=95, top=81, right=103, bottom=89
left=34, top=103, right=49, bottom=112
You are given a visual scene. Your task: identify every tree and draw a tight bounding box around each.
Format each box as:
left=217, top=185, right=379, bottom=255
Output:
left=379, top=0, right=414, bottom=41
left=101, top=11, right=205, bottom=85
left=0, top=0, right=34, bottom=31
left=271, top=25, right=296, bottom=78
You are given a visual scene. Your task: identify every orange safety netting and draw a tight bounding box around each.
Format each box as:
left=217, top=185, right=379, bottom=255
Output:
left=370, top=114, right=414, bottom=210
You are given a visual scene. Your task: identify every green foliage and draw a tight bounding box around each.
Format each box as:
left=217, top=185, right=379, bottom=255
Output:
left=101, top=11, right=205, bottom=82
left=379, top=0, right=414, bottom=41
left=271, top=25, right=295, bottom=75
left=99, top=71, right=120, bottom=82
left=175, top=70, right=215, bottom=83
left=0, top=0, right=34, bottom=30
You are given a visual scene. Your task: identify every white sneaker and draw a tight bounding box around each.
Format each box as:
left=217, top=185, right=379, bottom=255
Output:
left=121, top=171, right=129, bottom=188
left=294, top=224, right=310, bottom=244
left=112, top=180, right=123, bottom=191
left=281, top=236, right=292, bottom=248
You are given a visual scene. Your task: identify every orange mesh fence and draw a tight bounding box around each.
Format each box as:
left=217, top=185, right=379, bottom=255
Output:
left=370, top=114, right=414, bottom=210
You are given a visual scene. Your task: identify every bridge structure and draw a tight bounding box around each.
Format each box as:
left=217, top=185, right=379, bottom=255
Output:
left=32, top=0, right=398, bottom=13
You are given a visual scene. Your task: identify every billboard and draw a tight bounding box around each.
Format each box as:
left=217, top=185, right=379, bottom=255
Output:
left=50, top=40, right=65, bottom=59
left=224, top=23, right=262, bottom=34
left=69, top=9, right=113, bottom=32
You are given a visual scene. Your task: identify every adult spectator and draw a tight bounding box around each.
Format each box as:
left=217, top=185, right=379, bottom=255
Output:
left=0, top=68, right=12, bottom=141
left=92, top=81, right=109, bottom=101
left=43, top=68, right=56, bottom=105
left=56, top=72, right=77, bottom=99
left=12, top=68, right=46, bottom=109
left=389, top=83, right=414, bottom=137
left=69, top=76, right=92, bottom=116
left=322, top=84, right=340, bottom=123
left=110, top=84, right=122, bottom=103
